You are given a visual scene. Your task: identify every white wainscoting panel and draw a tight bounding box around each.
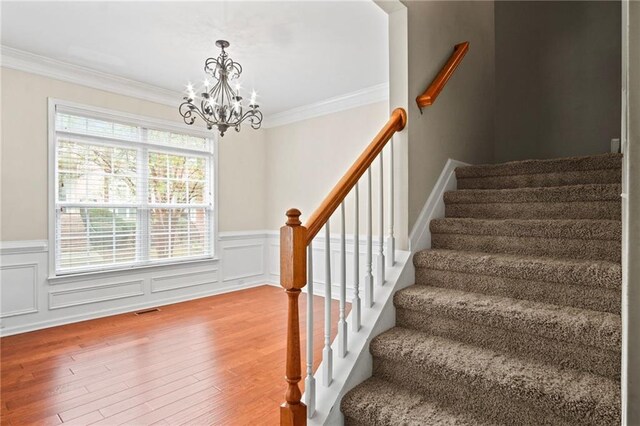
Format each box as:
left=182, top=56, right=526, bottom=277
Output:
left=0, top=232, right=271, bottom=336
left=151, top=269, right=220, bottom=293
left=0, top=229, right=392, bottom=335
left=222, top=243, right=265, bottom=283
left=49, top=280, right=145, bottom=309
left=0, top=262, right=39, bottom=318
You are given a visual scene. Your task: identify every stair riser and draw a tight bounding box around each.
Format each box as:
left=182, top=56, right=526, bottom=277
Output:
left=457, top=168, right=621, bottom=190
left=432, top=234, right=621, bottom=263
left=445, top=201, right=621, bottom=220
left=396, top=308, right=620, bottom=380
left=372, top=358, right=583, bottom=426
left=416, top=268, right=620, bottom=314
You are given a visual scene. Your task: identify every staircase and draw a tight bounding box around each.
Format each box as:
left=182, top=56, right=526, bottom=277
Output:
left=341, top=153, right=622, bottom=426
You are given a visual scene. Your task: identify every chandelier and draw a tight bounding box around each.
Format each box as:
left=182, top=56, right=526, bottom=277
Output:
left=179, top=40, right=263, bottom=137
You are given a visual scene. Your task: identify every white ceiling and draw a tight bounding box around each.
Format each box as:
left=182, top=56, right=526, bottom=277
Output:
left=0, top=1, right=389, bottom=116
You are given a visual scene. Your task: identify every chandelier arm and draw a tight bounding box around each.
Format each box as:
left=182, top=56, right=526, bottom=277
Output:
left=179, top=40, right=260, bottom=136
left=178, top=101, right=198, bottom=125
left=179, top=101, right=213, bottom=126
left=236, top=109, right=263, bottom=129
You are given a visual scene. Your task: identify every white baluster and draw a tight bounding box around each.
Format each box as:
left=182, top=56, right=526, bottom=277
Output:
left=305, top=243, right=315, bottom=418
left=352, top=184, right=361, bottom=332
left=338, top=202, right=347, bottom=358
left=386, top=141, right=395, bottom=267
left=364, top=167, right=374, bottom=308
left=376, top=152, right=385, bottom=286
left=323, top=222, right=333, bottom=387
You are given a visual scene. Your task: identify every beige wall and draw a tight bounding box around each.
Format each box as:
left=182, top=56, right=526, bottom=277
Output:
left=0, top=67, right=389, bottom=242
left=2, top=1, right=497, bottom=246
left=0, top=68, right=268, bottom=241
left=403, top=0, right=496, bottom=230
left=217, top=128, right=267, bottom=232
left=264, top=101, right=390, bottom=234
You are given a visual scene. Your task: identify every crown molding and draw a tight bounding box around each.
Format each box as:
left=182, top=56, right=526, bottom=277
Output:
left=1, top=46, right=180, bottom=107
left=1, top=46, right=389, bottom=126
left=262, top=82, right=389, bottom=128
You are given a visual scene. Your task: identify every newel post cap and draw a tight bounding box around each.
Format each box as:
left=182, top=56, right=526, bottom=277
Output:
left=285, top=208, right=302, bottom=226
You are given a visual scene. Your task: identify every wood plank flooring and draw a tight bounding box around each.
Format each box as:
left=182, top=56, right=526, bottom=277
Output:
left=1, top=285, right=345, bottom=425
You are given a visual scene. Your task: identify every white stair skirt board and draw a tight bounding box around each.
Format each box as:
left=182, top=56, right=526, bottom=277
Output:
left=307, top=250, right=413, bottom=425
left=305, top=159, right=464, bottom=425
left=409, top=158, right=469, bottom=253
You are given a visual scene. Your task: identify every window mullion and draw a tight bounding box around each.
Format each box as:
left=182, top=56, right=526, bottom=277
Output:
left=53, top=105, right=216, bottom=276
left=208, top=140, right=215, bottom=256
left=139, top=129, right=150, bottom=264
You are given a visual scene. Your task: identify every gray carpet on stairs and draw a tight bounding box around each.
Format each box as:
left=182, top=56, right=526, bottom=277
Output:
left=341, top=153, right=622, bottom=425
left=444, top=184, right=621, bottom=220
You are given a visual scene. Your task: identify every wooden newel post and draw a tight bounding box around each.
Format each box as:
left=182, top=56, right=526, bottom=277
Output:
left=280, top=208, right=308, bottom=426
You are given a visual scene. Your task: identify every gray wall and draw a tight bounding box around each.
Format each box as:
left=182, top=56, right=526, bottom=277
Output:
left=404, top=0, right=496, bottom=230
left=495, top=1, right=621, bottom=162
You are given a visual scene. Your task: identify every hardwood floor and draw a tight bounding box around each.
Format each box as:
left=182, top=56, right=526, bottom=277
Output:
left=1, top=285, right=346, bottom=425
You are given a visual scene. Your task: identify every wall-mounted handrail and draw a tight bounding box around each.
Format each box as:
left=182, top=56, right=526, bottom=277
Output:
left=416, top=41, right=469, bottom=112
left=304, top=108, right=407, bottom=243
left=279, top=107, right=407, bottom=425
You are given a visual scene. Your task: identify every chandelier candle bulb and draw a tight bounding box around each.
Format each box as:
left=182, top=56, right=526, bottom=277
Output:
left=179, top=40, right=263, bottom=136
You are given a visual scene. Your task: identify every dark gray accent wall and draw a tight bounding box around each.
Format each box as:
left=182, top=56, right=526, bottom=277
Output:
left=404, top=0, right=496, bottom=230
left=495, top=1, right=621, bottom=162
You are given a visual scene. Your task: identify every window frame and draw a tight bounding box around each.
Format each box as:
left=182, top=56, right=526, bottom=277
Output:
left=47, top=98, right=219, bottom=279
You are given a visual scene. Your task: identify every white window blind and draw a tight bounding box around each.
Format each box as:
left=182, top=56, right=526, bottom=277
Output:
left=53, top=107, right=215, bottom=275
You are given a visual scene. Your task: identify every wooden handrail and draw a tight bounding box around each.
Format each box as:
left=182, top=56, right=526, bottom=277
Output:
left=304, top=108, right=407, bottom=243
left=416, top=41, right=469, bottom=111
left=279, top=107, right=407, bottom=426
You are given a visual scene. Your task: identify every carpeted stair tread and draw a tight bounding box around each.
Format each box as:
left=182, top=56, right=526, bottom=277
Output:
left=394, top=286, right=620, bottom=351
left=456, top=168, right=621, bottom=190
left=430, top=217, right=620, bottom=241
left=444, top=184, right=621, bottom=220
left=370, top=327, right=620, bottom=425
left=445, top=199, right=620, bottom=220
left=445, top=183, right=621, bottom=205
left=413, top=249, right=621, bottom=290
left=455, top=153, right=621, bottom=179
left=341, top=153, right=622, bottom=425
left=430, top=218, right=620, bottom=262
left=341, top=377, right=496, bottom=426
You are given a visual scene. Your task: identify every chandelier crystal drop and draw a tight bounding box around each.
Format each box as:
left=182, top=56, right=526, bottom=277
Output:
left=179, top=40, right=263, bottom=137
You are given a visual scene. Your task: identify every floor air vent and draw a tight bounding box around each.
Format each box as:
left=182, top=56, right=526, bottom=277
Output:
left=135, top=308, right=160, bottom=315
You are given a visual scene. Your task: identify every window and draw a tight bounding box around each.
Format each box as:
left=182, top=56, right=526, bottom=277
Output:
left=50, top=101, right=216, bottom=275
